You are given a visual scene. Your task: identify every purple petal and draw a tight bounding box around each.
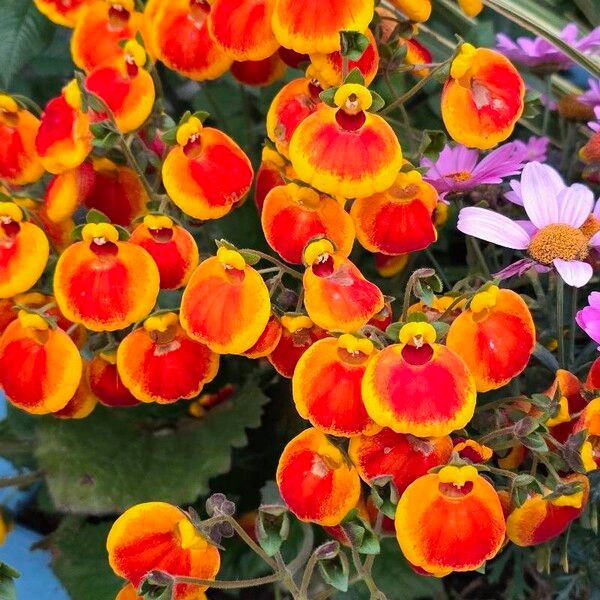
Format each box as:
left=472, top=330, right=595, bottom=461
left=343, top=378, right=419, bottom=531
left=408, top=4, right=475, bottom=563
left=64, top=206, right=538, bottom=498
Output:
left=587, top=292, right=600, bottom=310
left=505, top=179, right=523, bottom=206
left=520, top=162, right=563, bottom=228
left=514, top=220, right=538, bottom=237
left=470, top=142, right=525, bottom=184
left=457, top=207, right=531, bottom=249
left=593, top=198, right=600, bottom=219
left=493, top=258, right=536, bottom=280
left=553, top=259, right=593, bottom=288
left=556, top=183, right=594, bottom=227
left=590, top=231, right=600, bottom=248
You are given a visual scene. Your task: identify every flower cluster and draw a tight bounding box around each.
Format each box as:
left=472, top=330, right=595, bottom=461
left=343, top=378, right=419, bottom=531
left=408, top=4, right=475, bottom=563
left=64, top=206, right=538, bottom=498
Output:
left=0, top=0, right=599, bottom=597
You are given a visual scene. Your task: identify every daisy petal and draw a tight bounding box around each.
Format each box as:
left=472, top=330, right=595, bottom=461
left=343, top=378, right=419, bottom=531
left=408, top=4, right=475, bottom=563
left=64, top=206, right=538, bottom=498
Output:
left=520, top=162, right=564, bottom=228
left=457, top=207, right=531, bottom=249
left=505, top=179, right=523, bottom=206
left=587, top=292, right=600, bottom=310
left=553, top=259, right=593, bottom=288
left=589, top=231, right=600, bottom=248
left=556, top=184, right=594, bottom=227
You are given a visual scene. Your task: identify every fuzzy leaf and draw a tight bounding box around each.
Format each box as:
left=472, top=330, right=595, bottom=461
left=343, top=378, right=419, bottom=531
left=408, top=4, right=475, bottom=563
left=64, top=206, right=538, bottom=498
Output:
left=50, top=519, right=123, bottom=600
left=35, top=383, right=269, bottom=514
left=0, top=0, right=55, bottom=88
left=339, top=31, right=370, bottom=61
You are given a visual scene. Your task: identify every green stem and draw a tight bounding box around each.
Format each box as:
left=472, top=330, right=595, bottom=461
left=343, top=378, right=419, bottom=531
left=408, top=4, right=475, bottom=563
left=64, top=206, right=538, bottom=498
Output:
left=0, top=470, right=43, bottom=489
left=568, top=285, right=578, bottom=370
left=542, top=75, right=553, bottom=135
left=172, top=573, right=280, bottom=590
left=556, top=276, right=565, bottom=368
left=537, top=455, right=562, bottom=482
left=275, top=552, right=301, bottom=599
left=298, top=550, right=320, bottom=599
left=227, top=516, right=279, bottom=572
left=380, top=60, right=451, bottom=116
left=424, top=248, right=450, bottom=290
left=243, top=249, right=304, bottom=280
left=468, top=236, right=492, bottom=280
left=350, top=545, right=381, bottom=599
left=478, top=425, right=514, bottom=446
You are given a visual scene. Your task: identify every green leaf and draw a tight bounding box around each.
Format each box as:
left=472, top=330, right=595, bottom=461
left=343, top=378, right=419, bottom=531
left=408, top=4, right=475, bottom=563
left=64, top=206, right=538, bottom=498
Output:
left=239, top=249, right=261, bottom=266
left=318, top=552, right=350, bottom=592
left=574, top=0, right=600, bottom=26
left=319, top=87, right=337, bottom=107
left=532, top=342, right=559, bottom=373
left=418, top=130, right=447, bottom=161
left=520, top=431, right=548, bottom=453
left=344, top=67, right=365, bottom=86
left=369, top=91, right=385, bottom=113
left=257, top=505, right=289, bottom=556
left=113, top=224, right=131, bottom=241
left=86, top=209, right=110, bottom=224
left=0, top=563, right=18, bottom=600
left=50, top=519, right=123, bottom=600
left=384, top=322, right=402, bottom=341
left=0, top=0, right=55, bottom=88
left=432, top=320, right=450, bottom=340
left=36, top=383, right=270, bottom=514
left=160, top=127, right=177, bottom=146
left=339, top=31, right=370, bottom=61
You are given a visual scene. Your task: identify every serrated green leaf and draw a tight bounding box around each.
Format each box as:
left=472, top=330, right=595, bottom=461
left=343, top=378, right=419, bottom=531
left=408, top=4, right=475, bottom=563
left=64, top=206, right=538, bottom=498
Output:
left=36, top=383, right=269, bottom=514
left=0, top=0, right=55, bottom=88
left=50, top=519, right=122, bottom=600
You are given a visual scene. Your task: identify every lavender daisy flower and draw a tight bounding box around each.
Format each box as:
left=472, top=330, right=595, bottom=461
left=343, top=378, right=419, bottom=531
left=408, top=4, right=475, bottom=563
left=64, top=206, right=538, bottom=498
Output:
left=421, top=142, right=526, bottom=199
left=458, top=162, right=600, bottom=287
left=576, top=292, right=600, bottom=349
left=588, top=106, right=600, bottom=133
left=496, top=24, right=600, bottom=70
left=580, top=78, right=600, bottom=108
left=511, top=136, right=550, bottom=163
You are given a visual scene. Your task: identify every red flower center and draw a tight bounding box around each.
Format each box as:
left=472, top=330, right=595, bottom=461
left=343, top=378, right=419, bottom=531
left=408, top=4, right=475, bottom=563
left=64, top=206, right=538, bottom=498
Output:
left=335, top=109, right=366, bottom=131
left=401, top=344, right=434, bottom=366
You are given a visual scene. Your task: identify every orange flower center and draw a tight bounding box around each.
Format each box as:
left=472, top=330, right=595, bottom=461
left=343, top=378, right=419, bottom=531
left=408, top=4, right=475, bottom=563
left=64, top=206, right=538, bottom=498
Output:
left=528, top=224, right=589, bottom=265
left=447, top=170, right=471, bottom=183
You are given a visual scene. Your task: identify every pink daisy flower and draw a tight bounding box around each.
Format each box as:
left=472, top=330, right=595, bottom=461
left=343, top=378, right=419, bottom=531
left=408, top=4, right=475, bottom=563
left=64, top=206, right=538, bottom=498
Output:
left=421, top=141, right=526, bottom=199
left=577, top=292, right=600, bottom=349
left=496, top=24, right=600, bottom=70
left=458, top=162, right=600, bottom=287
left=588, top=105, right=600, bottom=133
left=581, top=78, right=600, bottom=108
